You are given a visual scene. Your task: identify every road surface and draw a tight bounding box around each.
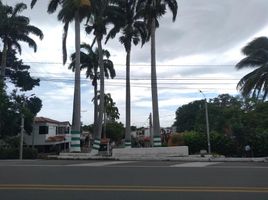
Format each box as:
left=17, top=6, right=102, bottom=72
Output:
left=0, top=160, right=267, bottom=200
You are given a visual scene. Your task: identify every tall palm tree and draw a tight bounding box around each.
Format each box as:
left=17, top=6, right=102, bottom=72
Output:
left=85, top=0, right=122, bottom=151
left=47, top=0, right=91, bottom=152
left=108, top=0, right=147, bottom=147
left=0, top=2, right=43, bottom=78
left=137, top=0, right=178, bottom=147
left=236, top=37, right=268, bottom=101
left=69, top=44, right=116, bottom=139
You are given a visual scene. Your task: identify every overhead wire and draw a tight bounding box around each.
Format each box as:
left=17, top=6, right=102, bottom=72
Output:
left=24, top=61, right=236, bottom=67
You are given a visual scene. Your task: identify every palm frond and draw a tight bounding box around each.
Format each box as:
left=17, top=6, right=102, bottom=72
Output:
left=16, top=35, right=37, bottom=52
left=236, top=49, right=268, bottom=70
left=30, top=0, right=38, bottom=9
left=47, top=0, right=61, bottom=14
left=24, top=25, right=44, bottom=40
left=165, top=0, right=178, bottom=21
left=12, top=3, right=27, bottom=16
left=62, top=22, right=69, bottom=64
left=242, top=37, right=268, bottom=56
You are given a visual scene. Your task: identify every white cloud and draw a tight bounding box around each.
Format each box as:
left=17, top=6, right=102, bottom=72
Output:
left=5, top=0, right=268, bottom=127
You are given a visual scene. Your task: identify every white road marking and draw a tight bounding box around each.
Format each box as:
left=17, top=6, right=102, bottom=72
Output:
left=170, top=162, right=222, bottom=167
left=67, top=161, right=137, bottom=167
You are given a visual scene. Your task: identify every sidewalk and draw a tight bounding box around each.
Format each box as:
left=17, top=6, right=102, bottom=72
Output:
left=52, top=152, right=268, bottom=162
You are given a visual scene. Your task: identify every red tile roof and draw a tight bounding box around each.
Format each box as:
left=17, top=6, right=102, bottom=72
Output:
left=35, top=117, right=70, bottom=125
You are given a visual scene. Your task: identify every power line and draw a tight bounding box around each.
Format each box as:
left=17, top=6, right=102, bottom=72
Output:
left=37, top=78, right=237, bottom=85
left=32, top=76, right=240, bottom=81
left=32, top=74, right=240, bottom=81
left=24, top=61, right=236, bottom=67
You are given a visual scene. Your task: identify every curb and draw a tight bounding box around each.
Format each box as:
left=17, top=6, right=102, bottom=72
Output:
left=49, top=155, right=268, bottom=162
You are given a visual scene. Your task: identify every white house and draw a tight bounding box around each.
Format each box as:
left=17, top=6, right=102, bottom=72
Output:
left=24, top=117, right=71, bottom=153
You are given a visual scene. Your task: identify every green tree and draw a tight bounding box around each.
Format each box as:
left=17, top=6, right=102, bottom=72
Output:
left=94, top=93, right=120, bottom=123
left=173, top=100, right=204, bottom=132
left=109, top=0, right=147, bottom=147
left=0, top=89, right=42, bottom=138
left=47, top=0, right=91, bottom=152
left=0, top=2, right=43, bottom=78
left=236, top=37, right=268, bottom=101
left=103, top=93, right=120, bottom=122
left=69, top=44, right=116, bottom=138
left=105, top=121, right=124, bottom=143
left=0, top=50, right=40, bottom=91
left=137, top=0, right=178, bottom=146
left=93, top=93, right=120, bottom=139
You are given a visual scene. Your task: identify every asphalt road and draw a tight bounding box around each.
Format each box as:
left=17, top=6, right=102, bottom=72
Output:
left=0, top=160, right=267, bottom=200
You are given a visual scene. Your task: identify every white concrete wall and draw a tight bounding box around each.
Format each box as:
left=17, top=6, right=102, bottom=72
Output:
left=24, top=123, right=46, bottom=145
left=112, top=146, right=189, bottom=159
left=25, top=123, right=59, bottom=145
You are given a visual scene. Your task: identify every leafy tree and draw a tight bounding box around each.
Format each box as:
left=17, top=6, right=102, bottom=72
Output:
left=174, top=94, right=268, bottom=156
left=94, top=93, right=120, bottom=123
left=0, top=89, right=42, bottom=138
left=137, top=0, right=178, bottom=146
left=0, top=2, right=43, bottom=78
left=105, top=121, right=124, bottom=143
left=104, top=93, right=120, bottom=122
left=0, top=50, right=41, bottom=138
left=173, top=100, right=204, bottom=132
left=0, top=50, right=40, bottom=91
left=236, top=37, right=268, bottom=101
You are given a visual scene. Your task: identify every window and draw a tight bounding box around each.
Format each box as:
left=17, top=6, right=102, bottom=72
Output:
left=39, top=126, right=48, bottom=134
left=65, top=127, right=70, bottom=134
left=57, top=127, right=65, bottom=135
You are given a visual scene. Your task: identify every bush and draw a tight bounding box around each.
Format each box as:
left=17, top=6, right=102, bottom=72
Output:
left=168, top=133, right=184, bottom=146
left=0, top=147, right=38, bottom=159
left=210, top=132, right=236, bottom=156
left=182, top=131, right=206, bottom=154
left=0, top=148, right=18, bottom=159
left=182, top=131, right=237, bottom=156
left=248, top=131, right=268, bottom=157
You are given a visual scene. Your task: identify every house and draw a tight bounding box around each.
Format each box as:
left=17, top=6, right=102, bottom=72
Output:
left=24, top=117, right=71, bottom=153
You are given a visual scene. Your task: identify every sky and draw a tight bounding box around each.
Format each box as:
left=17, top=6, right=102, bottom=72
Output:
left=4, top=0, right=268, bottom=127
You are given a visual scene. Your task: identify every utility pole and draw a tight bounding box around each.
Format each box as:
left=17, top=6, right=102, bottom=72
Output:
left=19, top=101, right=25, bottom=160
left=199, top=90, right=211, bottom=154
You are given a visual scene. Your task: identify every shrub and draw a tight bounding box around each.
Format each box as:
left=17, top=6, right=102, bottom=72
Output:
left=182, top=131, right=237, bottom=156
left=168, top=133, right=184, bottom=146
left=182, top=131, right=206, bottom=154
left=210, top=132, right=236, bottom=156
left=248, top=131, right=268, bottom=157
left=0, top=147, right=38, bottom=159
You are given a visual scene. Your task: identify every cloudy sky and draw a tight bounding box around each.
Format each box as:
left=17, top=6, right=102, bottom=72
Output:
left=5, top=0, right=268, bottom=127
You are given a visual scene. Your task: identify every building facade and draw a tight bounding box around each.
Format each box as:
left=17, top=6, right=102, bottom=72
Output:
left=24, top=117, right=71, bottom=153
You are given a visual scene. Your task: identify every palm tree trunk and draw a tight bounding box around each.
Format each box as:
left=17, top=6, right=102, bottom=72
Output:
left=92, top=36, right=104, bottom=151
left=93, top=75, right=98, bottom=140
left=125, top=50, right=131, bottom=147
left=151, top=17, right=161, bottom=147
left=70, top=11, right=81, bottom=152
left=1, top=43, right=7, bottom=78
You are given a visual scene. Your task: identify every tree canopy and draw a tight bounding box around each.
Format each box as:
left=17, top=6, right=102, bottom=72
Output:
left=173, top=94, right=268, bottom=156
